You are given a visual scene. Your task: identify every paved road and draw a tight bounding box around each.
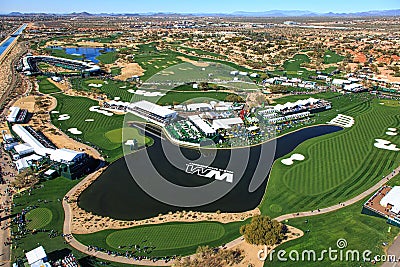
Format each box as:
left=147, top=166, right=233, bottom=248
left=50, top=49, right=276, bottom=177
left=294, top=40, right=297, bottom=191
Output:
left=62, top=165, right=400, bottom=266
left=382, top=234, right=400, bottom=267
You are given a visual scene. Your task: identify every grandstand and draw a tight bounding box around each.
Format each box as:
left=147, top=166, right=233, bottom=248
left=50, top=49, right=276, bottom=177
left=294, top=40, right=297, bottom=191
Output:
left=7, top=106, right=29, bottom=123
left=21, top=55, right=101, bottom=76
left=127, top=100, right=177, bottom=126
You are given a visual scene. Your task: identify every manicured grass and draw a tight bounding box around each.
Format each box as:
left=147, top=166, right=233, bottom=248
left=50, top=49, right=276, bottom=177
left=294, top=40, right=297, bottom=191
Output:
left=134, top=43, right=259, bottom=82
left=379, top=99, right=400, bottom=107
left=71, top=78, right=135, bottom=102
left=265, top=194, right=400, bottom=266
left=271, top=54, right=314, bottom=80
left=26, top=208, right=53, bottom=229
left=75, top=220, right=249, bottom=257
left=260, top=98, right=400, bottom=218
left=50, top=93, right=148, bottom=162
left=157, top=91, right=232, bottom=105
left=11, top=178, right=80, bottom=262
left=12, top=178, right=143, bottom=267
left=323, top=50, right=344, bottom=64
left=46, top=48, right=83, bottom=60
left=37, top=77, right=61, bottom=94
left=96, top=51, right=118, bottom=64
left=105, top=127, right=151, bottom=145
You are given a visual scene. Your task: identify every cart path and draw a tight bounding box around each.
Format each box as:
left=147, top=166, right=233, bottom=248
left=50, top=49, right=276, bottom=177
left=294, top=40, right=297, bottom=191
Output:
left=63, top=166, right=400, bottom=266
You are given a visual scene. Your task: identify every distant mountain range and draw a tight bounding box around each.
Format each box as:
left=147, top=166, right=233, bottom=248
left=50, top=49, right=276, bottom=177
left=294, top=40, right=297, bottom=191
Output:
left=4, top=9, right=400, bottom=17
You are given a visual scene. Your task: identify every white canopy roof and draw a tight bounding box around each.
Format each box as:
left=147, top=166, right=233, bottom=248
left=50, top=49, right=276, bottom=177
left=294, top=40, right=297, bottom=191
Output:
left=50, top=148, right=84, bottom=163
left=189, top=115, right=216, bottom=135
left=381, top=186, right=400, bottom=214
left=130, top=100, right=176, bottom=118
left=26, top=246, right=47, bottom=265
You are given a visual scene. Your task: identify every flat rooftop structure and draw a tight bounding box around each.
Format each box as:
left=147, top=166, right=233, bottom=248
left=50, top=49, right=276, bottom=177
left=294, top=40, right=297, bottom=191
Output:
left=7, top=106, right=20, bottom=122
left=188, top=115, right=216, bottom=136
left=22, top=55, right=101, bottom=75
left=212, top=117, right=243, bottom=130
left=364, top=186, right=400, bottom=219
left=381, top=186, right=400, bottom=214
left=129, top=100, right=177, bottom=119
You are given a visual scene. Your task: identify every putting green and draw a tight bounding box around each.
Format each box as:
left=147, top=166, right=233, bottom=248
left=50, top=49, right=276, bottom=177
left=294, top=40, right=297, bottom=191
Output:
left=105, top=127, right=150, bottom=145
left=105, top=223, right=225, bottom=250
left=26, top=208, right=53, bottom=229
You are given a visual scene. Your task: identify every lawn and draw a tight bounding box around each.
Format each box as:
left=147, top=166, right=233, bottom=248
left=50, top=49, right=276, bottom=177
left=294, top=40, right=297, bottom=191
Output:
left=45, top=48, right=83, bottom=60
left=50, top=93, right=149, bottom=162
left=26, top=207, right=53, bottom=229
left=323, top=50, right=344, bottom=64
left=265, top=194, right=400, bottom=266
left=11, top=178, right=80, bottom=262
left=70, top=78, right=135, bottom=103
left=75, top=220, right=249, bottom=257
left=156, top=91, right=233, bottom=105
left=133, top=43, right=260, bottom=82
left=37, top=77, right=62, bottom=94
left=271, top=54, right=314, bottom=80
left=260, top=98, right=400, bottom=218
left=12, top=178, right=147, bottom=267
left=379, top=99, right=400, bottom=107
left=96, top=51, right=118, bottom=64
left=105, top=127, right=151, bottom=146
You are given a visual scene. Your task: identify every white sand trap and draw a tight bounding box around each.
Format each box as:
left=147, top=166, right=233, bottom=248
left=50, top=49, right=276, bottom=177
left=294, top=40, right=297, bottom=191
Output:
left=134, top=90, right=165, bottom=97
left=380, top=103, right=385, bottom=105
left=85, top=119, right=94, bottom=122
left=119, top=86, right=127, bottom=89
left=386, top=132, right=398, bottom=136
left=68, top=128, right=82, bottom=135
left=281, top=153, right=306, bottom=166
left=88, top=83, right=103, bottom=88
left=114, top=97, right=121, bottom=100
left=374, top=139, right=400, bottom=151
left=326, top=55, right=331, bottom=57
left=127, top=89, right=135, bottom=94
left=51, top=111, right=59, bottom=114
left=58, top=114, right=70, bottom=121
left=104, top=81, right=108, bottom=84
left=89, top=106, right=113, bottom=116
left=328, top=114, right=354, bottom=128
left=388, top=128, right=397, bottom=132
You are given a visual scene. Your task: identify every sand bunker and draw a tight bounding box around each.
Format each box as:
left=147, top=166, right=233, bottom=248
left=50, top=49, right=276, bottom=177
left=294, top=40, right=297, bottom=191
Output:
left=85, top=119, right=94, bottom=122
left=374, top=139, right=399, bottom=151
left=58, top=114, right=70, bottom=121
left=88, top=83, right=103, bottom=88
left=119, top=86, right=126, bottom=89
left=328, top=114, right=354, bottom=128
left=51, top=111, right=59, bottom=114
left=281, top=153, right=305, bottom=166
left=386, top=128, right=398, bottom=136
left=127, top=89, right=165, bottom=97
left=89, top=106, right=113, bottom=116
left=114, top=62, right=144, bottom=81
left=114, top=97, right=120, bottom=100
left=68, top=128, right=82, bottom=135
left=177, top=56, right=210, bottom=67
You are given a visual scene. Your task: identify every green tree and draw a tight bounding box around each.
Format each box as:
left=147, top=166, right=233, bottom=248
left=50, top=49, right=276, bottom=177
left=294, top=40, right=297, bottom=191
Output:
left=240, top=215, right=287, bottom=246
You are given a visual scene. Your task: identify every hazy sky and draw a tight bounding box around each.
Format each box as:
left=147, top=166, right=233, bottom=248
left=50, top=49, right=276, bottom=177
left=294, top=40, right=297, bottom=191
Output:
left=1, top=0, right=399, bottom=14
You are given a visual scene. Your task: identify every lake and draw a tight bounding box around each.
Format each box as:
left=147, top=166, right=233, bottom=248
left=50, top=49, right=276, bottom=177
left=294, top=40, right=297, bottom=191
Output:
left=48, top=46, right=114, bottom=63
left=78, top=125, right=342, bottom=220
